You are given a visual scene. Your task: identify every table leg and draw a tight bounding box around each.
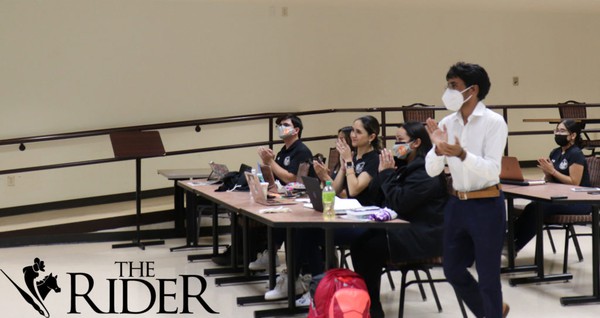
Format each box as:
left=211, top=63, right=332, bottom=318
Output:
left=561, top=205, right=600, bottom=305
left=268, top=227, right=277, bottom=289
left=212, top=202, right=219, bottom=256
left=236, top=226, right=277, bottom=305
left=501, top=197, right=537, bottom=273
left=204, top=211, right=245, bottom=276
left=174, top=181, right=185, bottom=235
left=172, top=190, right=210, bottom=253
left=215, top=214, right=268, bottom=286
left=509, top=201, right=572, bottom=285
left=250, top=228, right=308, bottom=317
left=172, top=187, right=223, bottom=253
left=325, top=228, right=335, bottom=270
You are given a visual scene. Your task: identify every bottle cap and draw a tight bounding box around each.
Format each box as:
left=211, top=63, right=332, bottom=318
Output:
left=325, top=180, right=332, bottom=186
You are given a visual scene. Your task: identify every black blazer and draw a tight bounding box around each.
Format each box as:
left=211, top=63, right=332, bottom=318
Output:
left=374, top=156, right=448, bottom=262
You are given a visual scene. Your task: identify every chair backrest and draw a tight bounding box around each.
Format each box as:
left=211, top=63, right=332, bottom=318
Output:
left=402, top=103, right=435, bottom=123
left=558, top=100, right=587, bottom=120
left=585, top=156, right=600, bottom=187
left=296, top=162, right=310, bottom=183
left=259, top=164, right=278, bottom=192
left=327, top=147, right=339, bottom=173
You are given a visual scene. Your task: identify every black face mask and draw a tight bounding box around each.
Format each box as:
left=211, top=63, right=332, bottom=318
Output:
left=554, top=134, right=569, bottom=147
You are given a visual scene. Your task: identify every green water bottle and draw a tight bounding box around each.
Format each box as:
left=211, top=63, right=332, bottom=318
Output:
left=322, top=180, right=336, bottom=220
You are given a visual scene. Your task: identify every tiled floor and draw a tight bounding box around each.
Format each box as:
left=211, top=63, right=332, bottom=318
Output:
left=1, top=168, right=600, bottom=317
left=0, top=227, right=598, bottom=318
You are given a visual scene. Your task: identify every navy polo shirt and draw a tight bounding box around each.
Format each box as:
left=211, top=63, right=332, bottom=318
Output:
left=275, top=139, right=313, bottom=184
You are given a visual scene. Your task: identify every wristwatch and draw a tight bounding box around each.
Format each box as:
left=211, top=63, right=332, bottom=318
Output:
left=345, top=161, right=354, bottom=170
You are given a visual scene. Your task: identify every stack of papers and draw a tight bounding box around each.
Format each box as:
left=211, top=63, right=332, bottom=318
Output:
left=571, top=187, right=600, bottom=192
left=333, top=198, right=362, bottom=210
left=344, top=206, right=381, bottom=219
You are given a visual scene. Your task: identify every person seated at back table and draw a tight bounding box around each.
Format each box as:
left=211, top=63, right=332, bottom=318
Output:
left=257, top=113, right=313, bottom=185
left=313, top=126, right=354, bottom=198
left=350, top=121, right=448, bottom=318
left=511, top=119, right=592, bottom=254
left=271, top=116, right=384, bottom=304
left=249, top=114, right=315, bottom=273
left=332, top=115, right=382, bottom=207
left=327, top=115, right=384, bottom=256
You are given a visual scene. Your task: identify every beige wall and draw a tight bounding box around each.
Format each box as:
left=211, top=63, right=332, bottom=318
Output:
left=1, top=0, right=600, bottom=208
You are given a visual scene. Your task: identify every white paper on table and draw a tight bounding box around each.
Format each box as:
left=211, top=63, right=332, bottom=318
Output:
left=333, top=197, right=362, bottom=210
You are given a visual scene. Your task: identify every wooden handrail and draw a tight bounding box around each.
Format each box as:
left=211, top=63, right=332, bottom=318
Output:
left=2, top=103, right=600, bottom=176
left=3, top=103, right=600, bottom=147
left=0, top=113, right=284, bottom=147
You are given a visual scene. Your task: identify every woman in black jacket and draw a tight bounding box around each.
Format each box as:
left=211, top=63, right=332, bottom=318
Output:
left=351, top=121, right=448, bottom=318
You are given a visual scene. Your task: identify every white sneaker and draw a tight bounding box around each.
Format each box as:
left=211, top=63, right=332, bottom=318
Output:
left=249, top=249, right=281, bottom=271
left=264, top=271, right=308, bottom=300
left=295, top=291, right=312, bottom=307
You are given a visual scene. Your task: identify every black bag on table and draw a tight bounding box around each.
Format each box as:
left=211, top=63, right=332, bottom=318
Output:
left=215, top=171, right=249, bottom=192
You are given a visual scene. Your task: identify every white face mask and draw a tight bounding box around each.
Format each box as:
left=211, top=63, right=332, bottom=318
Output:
left=441, top=86, right=473, bottom=112
left=277, top=125, right=295, bottom=139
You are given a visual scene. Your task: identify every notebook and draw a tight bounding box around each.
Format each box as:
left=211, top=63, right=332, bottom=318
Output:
left=245, top=171, right=296, bottom=206
left=500, top=156, right=545, bottom=186
left=207, top=161, right=229, bottom=181
left=301, top=176, right=362, bottom=214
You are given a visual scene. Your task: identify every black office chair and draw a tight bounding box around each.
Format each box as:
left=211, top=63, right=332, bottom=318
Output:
left=386, top=256, right=467, bottom=318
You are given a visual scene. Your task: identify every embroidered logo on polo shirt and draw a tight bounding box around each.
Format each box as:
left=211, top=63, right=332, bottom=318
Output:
left=355, top=162, right=365, bottom=174
left=559, top=159, right=568, bottom=170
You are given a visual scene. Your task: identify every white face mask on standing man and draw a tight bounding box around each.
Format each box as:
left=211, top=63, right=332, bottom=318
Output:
left=441, top=85, right=473, bottom=112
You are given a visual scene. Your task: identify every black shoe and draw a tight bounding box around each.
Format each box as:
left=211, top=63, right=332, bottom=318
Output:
left=211, top=246, right=232, bottom=266
left=211, top=246, right=243, bottom=266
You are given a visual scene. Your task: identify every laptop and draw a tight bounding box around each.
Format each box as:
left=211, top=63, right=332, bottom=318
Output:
left=301, top=176, right=362, bottom=214
left=238, top=163, right=253, bottom=175
left=500, top=156, right=545, bottom=186
left=302, top=176, right=325, bottom=212
left=207, top=161, right=229, bottom=181
left=245, top=171, right=296, bottom=206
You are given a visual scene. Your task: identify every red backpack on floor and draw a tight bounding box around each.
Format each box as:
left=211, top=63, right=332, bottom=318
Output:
left=308, top=268, right=371, bottom=318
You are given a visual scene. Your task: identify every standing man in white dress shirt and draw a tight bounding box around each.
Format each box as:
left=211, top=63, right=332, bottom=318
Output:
left=425, top=62, right=510, bottom=318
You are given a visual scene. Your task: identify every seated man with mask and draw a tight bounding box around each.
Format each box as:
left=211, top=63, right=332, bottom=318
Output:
left=250, top=115, right=315, bottom=292
left=213, top=114, right=313, bottom=270
left=258, top=114, right=313, bottom=185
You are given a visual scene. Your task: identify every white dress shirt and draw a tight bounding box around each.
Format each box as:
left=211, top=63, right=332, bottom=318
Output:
left=425, top=102, right=508, bottom=192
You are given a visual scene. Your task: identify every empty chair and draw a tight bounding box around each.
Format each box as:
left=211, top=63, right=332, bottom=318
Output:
left=558, top=100, right=600, bottom=155
left=386, top=257, right=467, bottom=318
left=402, top=103, right=436, bottom=123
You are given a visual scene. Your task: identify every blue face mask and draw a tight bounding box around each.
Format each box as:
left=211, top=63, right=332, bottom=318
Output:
left=393, top=141, right=413, bottom=159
